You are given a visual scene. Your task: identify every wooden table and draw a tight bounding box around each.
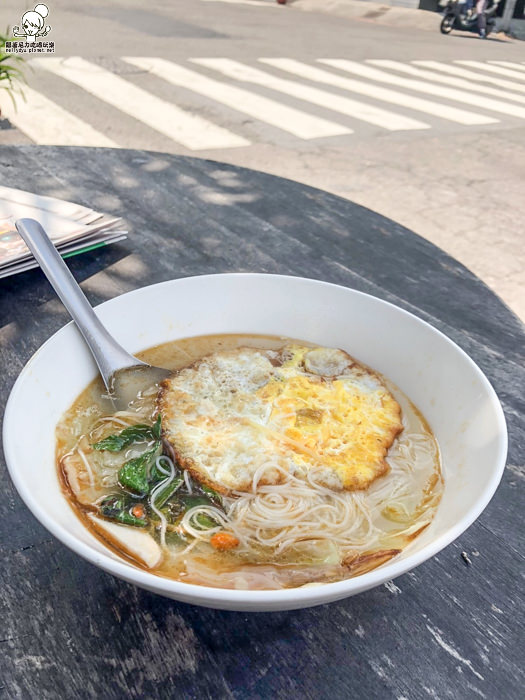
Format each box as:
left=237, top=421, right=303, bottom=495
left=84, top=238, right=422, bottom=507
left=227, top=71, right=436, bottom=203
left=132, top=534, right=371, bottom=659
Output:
left=1, top=146, right=523, bottom=700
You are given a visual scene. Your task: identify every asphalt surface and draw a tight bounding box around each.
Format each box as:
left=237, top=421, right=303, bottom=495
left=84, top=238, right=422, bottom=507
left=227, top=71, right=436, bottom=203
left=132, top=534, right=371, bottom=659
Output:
left=1, top=0, right=524, bottom=319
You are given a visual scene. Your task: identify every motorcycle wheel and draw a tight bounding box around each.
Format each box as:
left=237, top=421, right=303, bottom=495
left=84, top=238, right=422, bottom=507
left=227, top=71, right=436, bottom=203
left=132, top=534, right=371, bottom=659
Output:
left=440, top=15, right=455, bottom=33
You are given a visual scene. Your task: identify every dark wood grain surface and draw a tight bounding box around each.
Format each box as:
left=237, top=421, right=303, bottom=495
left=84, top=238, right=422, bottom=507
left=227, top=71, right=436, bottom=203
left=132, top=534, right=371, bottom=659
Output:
left=1, top=146, right=523, bottom=700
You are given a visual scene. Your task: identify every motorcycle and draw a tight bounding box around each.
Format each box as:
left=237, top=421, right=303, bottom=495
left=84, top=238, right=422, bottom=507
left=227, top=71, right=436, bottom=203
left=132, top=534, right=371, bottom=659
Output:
left=440, top=0, right=497, bottom=35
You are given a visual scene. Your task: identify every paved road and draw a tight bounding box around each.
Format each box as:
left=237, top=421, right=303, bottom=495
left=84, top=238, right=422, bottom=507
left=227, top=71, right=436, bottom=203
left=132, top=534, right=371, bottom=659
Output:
left=1, top=0, right=524, bottom=319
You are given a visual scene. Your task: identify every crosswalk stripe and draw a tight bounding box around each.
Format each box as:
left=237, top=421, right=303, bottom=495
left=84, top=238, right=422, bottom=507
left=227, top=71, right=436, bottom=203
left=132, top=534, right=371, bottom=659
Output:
left=455, top=61, right=525, bottom=82
left=259, top=59, right=434, bottom=130
left=263, top=58, right=498, bottom=125
left=123, top=57, right=351, bottom=139
left=412, top=60, right=525, bottom=94
left=321, top=60, right=525, bottom=120
left=489, top=61, right=525, bottom=73
left=32, top=57, right=250, bottom=151
left=11, top=58, right=522, bottom=152
left=368, top=60, right=525, bottom=106
left=191, top=58, right=430, bottom=131
left=0, top=85, right=118, bottom=147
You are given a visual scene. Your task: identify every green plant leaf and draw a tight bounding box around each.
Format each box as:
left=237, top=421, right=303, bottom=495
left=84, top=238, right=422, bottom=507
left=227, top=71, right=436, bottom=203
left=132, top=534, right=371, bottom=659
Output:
left=152, top=414, right=162, bottom=440
left=152, top=475, right=183, bottom=509
left=99, top=494, right=148, bottom=528
left=0, top=27, right=27, bottom=111
left=118, top=444, right=160, bottom=495
left=92, top=423, right=158, bottom=452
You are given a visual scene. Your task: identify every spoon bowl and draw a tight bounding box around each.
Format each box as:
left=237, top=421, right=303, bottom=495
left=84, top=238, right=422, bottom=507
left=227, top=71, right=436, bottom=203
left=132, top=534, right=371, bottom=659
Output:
left=15, top=218, right=170, bottom=410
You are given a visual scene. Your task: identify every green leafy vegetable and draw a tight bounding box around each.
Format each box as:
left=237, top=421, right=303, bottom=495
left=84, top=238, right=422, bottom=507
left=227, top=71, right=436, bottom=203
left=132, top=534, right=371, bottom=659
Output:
left=99, top=495, right=147, bottom=527
left=153, top=475, right=183, bottom=510
left=0, top=30, right=27, bottom=110
left=182, top=495, right=219, bottom=510
left=149, top=458, right=175, bottom=484
left=167, top=494, right=215, bottom=519
left=200, top=484, right=223, bottom=506
left=194, top=512, right=221, bottom=530
left=93, top=424, right=154, bottom=452
left=92, top=415, right=162, bottom=452
left=152, top=414, right=162, bottom=440
left=118, top=446, right=160, bottom=495
left=92, top=416, right=228, bottom=540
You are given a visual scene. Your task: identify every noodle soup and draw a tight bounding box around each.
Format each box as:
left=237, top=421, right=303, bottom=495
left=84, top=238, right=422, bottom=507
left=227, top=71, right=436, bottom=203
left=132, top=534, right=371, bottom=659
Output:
left=56, top=335, right=443, bottom=590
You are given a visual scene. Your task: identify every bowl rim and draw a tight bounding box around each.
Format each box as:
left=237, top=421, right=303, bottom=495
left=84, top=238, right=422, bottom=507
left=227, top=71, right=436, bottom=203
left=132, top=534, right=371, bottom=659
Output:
left=3, top=273, right=508, bottom=607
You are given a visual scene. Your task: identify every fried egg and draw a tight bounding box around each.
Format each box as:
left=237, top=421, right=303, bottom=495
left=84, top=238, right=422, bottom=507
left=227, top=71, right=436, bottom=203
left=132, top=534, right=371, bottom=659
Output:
left=158, top=345, right=403, bottom=494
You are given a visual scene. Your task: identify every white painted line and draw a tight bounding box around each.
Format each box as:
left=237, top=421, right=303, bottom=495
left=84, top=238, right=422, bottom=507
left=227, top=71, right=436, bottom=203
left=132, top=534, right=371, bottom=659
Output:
left=123, top=57, right=350, bottom=139
left=368, top=60, right=525, bottom=105
left=455, top=61, right=525, bottom=82
left=260, top=59, right=433, bottom=129
left=321, top=60, right=525, bottom=120
left=191, top=58, right=429, bottom=131
left=32, top=57, right=250, bottom=151
left=489, top=61, right=525, bottom=73
left=1, top=84, right=118, bottom=147
left=412, top=60, right=525, bottom=95
left=263, top=58, right=498, bottom=126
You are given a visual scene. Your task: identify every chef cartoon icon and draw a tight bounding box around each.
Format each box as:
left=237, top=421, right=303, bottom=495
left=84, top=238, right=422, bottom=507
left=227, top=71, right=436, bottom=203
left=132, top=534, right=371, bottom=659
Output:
left=12, top=4, right=51, bottom=43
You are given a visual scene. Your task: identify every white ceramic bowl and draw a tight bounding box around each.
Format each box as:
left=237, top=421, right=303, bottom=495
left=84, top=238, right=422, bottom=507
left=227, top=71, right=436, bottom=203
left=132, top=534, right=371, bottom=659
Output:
left=4, top=274, right=507, bottom=611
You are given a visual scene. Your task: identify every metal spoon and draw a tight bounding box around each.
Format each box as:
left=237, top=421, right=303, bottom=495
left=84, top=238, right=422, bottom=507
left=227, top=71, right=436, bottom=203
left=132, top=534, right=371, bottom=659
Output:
left=15, top=218, right=170, bottom=410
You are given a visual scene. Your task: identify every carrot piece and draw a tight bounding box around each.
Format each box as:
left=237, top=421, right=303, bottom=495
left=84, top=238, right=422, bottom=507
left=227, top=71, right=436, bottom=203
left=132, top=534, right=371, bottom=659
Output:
left=131, top=504, right=145, bottom=519
left=210, top=532, right=240, bottom=551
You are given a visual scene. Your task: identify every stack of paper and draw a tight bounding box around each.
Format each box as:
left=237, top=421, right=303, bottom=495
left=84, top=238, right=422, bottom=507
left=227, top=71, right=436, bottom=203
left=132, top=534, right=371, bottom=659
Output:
left=0, top=186, right=128, bottom=279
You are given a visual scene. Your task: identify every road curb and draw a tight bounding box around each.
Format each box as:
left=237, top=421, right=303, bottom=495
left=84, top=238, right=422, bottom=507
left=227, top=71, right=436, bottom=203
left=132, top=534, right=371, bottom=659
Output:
left=292, top=0, right=441, bottom=30
left=292, top=0, right=522, bottom=38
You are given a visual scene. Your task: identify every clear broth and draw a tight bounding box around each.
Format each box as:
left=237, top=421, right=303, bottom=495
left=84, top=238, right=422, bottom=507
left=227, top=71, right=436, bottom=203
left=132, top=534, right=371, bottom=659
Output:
left=56, top=334, right=443, bottom=590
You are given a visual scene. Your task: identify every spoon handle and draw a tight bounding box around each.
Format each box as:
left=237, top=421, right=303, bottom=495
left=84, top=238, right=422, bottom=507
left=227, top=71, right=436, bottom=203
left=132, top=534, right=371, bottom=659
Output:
left=15, top=218, right=144, bottom=391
